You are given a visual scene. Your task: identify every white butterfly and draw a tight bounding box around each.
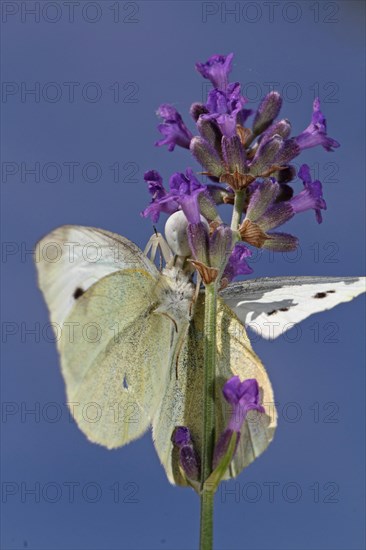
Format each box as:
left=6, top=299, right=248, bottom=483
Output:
left=35, top=225, right=365, bottom=485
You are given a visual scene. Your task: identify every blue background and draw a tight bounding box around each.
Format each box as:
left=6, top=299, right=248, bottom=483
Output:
left=1, top=1, right=365, bottom=549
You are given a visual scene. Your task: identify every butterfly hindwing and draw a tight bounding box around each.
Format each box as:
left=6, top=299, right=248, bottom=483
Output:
left=152, top=295, right=276, bottom=485
left=60, top=269, right=173, bottom=448
left=221, top=276, right=366, bottom=339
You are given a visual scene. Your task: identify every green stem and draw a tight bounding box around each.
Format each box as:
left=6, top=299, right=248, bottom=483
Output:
left=200, top=489, right=215, bottom=550
left=200, top=282, right=217, bottom=550
left=231, top=190, right=245, bottom=231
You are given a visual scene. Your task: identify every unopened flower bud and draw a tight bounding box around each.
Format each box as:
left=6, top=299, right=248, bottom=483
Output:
left=252, top=92, right=282, bottom=136
left=273, top=165, right=296, bottom=184
left=261, top=118, right=291, bottom=143
left=197, top=116, right=222, bottom=153
left=190, top=102, right=209, bottom=121
left=249, top=135, right=283, bottom=176
left=222, top=135, right=246, bottom=174
left=172, top=427, right=200, bottom=483
left=190, top=136, right=223, bottom=178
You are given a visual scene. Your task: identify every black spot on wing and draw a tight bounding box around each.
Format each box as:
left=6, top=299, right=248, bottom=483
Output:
left=123, top=375, right=129, bottom=389
left=267, top=306, right=290, bottom=316
left=73, top=287, right=84, bottom=300
left=314, top=290, right=336, bottom=299
left=314, top=292, right=327, bottom=299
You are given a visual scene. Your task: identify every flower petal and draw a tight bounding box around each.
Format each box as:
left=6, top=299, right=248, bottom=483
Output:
left=195, top=53, right=234, bottom=90
left=155, top=104, right=193, bottom=151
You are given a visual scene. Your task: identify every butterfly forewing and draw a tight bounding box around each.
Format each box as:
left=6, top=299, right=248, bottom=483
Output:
left=221, top=276, right=366, bottom=339
left=35, top=225, right=159, bottom=336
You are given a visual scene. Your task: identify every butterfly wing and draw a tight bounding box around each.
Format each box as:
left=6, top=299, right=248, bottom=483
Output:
left=59, top=269, right=173, bottom=448
left=152, top=295, right=276, bottom=485
left=35, top=225, right=158, bottom=335
left=35, top=225, right=174, bottom=447
left=220, top=276, right=366, bottom=339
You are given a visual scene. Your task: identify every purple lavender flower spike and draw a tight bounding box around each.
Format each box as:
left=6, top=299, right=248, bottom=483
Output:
left=155, top=104, right=193, bottom=151
left=222, top=243, right=253, bottom=283
left=195, top=53, right=234, bottom=91
left=291, top=164, right=327, bottom=223
left=294, top=98, right=340, bottom=152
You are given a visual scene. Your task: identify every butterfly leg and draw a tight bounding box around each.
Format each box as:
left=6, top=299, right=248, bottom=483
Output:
left=144, top=233, right=173, bottom=267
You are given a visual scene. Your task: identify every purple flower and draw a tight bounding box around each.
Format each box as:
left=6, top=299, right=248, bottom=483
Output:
left=195, top=53, right=234, bottom=91
left=202, top=83, right=247, bottom=138
left=222, top=243, right=253, bottom=282
left=223, top=376, right=265, bottom=432
left=294, top=98, right=340, bottom=152
left=141, top=170, right=178, bottom=223
left=290, top=164, right=327, bottom=223
left=141, top=168, right=205, bottom=223
left=155, top=104, right=193, bottom=151
left=169, top=169, right=205, bottom=224
left=172, top=427, right=200, bottom=482
left=212, top=377, right=265, bottom=470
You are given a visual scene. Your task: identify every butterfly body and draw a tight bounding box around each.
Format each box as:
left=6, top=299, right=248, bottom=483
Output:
left=153, top=265, right=195, bottom=329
